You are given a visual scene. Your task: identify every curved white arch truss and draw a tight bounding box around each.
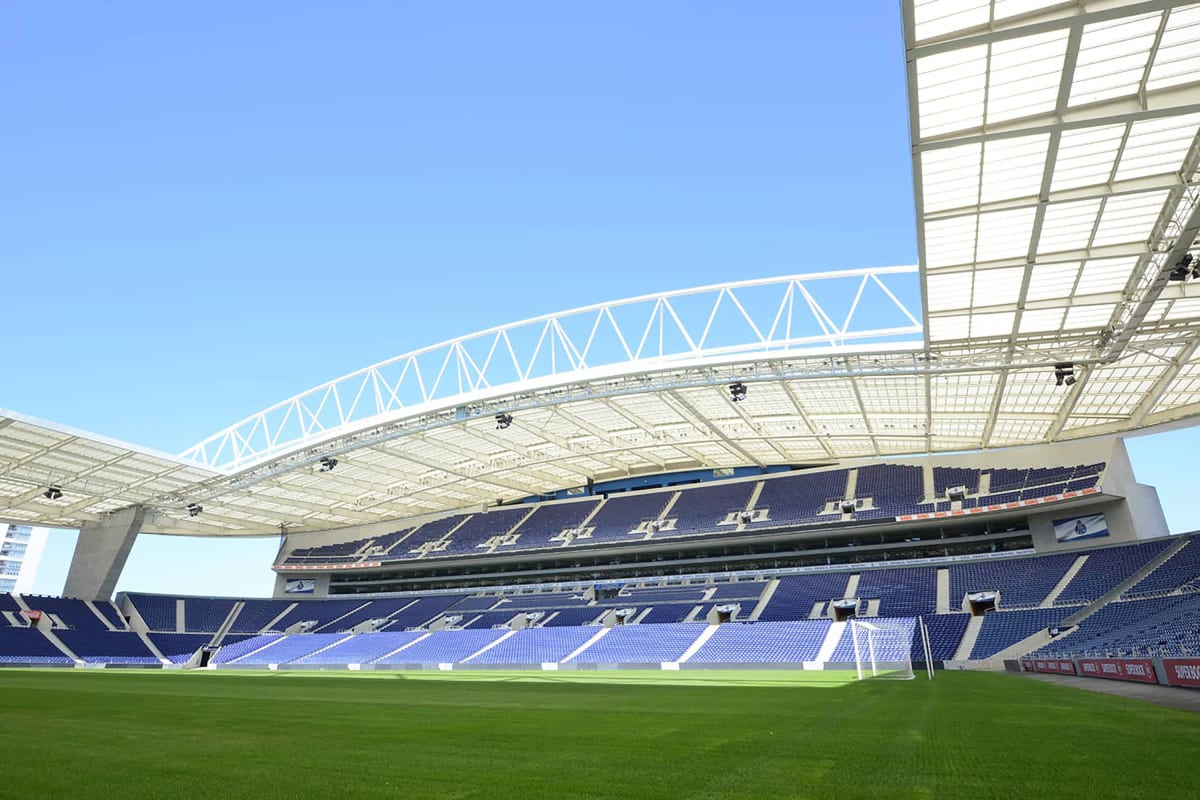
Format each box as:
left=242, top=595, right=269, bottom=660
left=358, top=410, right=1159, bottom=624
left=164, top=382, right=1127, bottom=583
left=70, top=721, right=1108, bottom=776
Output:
left=182, top=269, right=923, bottom=471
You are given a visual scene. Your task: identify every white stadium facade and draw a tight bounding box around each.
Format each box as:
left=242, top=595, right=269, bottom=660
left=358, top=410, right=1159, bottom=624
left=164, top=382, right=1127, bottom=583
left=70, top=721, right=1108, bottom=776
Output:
left=3, top=1, right=1200, bottom=679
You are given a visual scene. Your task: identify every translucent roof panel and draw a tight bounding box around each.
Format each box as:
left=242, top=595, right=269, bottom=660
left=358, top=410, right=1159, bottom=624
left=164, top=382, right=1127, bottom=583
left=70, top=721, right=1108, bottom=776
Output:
left=911, top=0, right=1200, bottom=366
left=986, top=29, right=1069, bottom=125
left=1146, top=5, right=1200, bottom=92
left=1068, top=13, right=1161, bottom=108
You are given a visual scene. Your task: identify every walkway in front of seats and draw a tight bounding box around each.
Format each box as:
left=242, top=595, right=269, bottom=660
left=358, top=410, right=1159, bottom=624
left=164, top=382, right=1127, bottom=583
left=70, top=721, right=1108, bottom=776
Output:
left=1015, top=671, right=1200, bottom=713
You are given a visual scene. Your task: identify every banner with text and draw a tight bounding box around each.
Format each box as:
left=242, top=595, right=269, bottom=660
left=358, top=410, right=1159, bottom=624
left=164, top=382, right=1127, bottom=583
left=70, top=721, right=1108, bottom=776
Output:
left=1033, top=658, right=1076, bottom=675
left=1053, top=513, right=1109, bottom=543
left=1163, top=658, right=1200, bottom=688
left=1077, top=658, right=1157, bottom=683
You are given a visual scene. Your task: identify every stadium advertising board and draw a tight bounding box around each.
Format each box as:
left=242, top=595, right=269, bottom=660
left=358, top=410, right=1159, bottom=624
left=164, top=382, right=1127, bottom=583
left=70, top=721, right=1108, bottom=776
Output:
left=1162, top=658, right=1200, bottom=688
left=1033, top=659, right=1076, bottom=675
left=1021, top=658, right=1034, bottom=672
left=284, top=579, right=316, bottom=594
left=1053, top=513, right=1109, bottom=543
left=1077, top=658, right=1157, bottom=684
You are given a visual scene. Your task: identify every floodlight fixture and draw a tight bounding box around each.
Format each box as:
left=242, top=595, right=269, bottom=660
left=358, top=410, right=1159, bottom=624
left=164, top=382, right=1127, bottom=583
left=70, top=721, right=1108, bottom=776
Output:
left=317, top=456, right=338, bottom=473
left=728, top=381, right=748, bottom=402
left=1053, top=363, right=1075, bottom=387
left=186, top=503, right=203, bottom=518
left=495, top=413, right=514, bottom=430
left=43, top=485, right=63, bottom=501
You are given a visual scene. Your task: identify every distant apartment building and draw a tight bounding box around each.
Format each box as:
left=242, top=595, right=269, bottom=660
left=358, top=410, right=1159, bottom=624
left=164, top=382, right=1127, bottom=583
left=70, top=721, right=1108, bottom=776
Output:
left=1, top=524, right=48, bottom=594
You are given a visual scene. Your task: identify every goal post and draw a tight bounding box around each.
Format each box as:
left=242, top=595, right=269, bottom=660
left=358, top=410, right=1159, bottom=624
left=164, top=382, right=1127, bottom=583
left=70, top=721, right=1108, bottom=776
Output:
left=850, top=619, right=916, bottom=681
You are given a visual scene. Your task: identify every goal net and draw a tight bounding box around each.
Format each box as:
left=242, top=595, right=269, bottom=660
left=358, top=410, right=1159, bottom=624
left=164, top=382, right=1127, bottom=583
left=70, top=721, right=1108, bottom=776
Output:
left=849, top=619, right=915, bottom=681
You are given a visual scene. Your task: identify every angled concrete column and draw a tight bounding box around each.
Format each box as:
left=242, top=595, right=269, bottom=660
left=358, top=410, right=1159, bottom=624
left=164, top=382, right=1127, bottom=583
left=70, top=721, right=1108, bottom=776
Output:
left=63, top=505, right=144, bottom=600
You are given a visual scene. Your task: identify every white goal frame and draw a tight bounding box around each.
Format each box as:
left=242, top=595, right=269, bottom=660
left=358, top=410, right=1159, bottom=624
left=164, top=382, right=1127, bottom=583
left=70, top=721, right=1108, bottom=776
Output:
left=850, top=618, right=929, bottom=681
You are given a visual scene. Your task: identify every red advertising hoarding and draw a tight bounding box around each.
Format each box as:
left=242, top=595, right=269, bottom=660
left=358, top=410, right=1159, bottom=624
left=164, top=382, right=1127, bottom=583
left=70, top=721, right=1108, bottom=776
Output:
left=1077, top=658, right=1158, bottom=684
left=1162, top=658, right=1200, bottom=688
left=1033, top=658, right=1076, bottom=675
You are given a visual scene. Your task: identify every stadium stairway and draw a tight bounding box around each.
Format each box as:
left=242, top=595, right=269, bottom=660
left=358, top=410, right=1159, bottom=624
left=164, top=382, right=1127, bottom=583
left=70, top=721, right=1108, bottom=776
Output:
left=313, top=601, right=373, bottom=633
left=814, top=621, right=846, bottom=663
left=676, top=625, right=719, bottom=663
left=175, top=599, right=186, bottom=632
left=86, top=602, right=120, bottom=631
left=1062, top=537, right=1191, bottom=626
left=136, top=631, right=170, bottom=666
left=1040, top=556, right=1089, bottom=607
left=211, top=602, right=244, bottom=645
left=461, top=630, right=517, bottom=663
left=936, top=569, right=951, bottom=613
left=747, top=579, right=778, bottom=620
left=39, top=628, right=81, bottom=664
left=1118, top=536, right=1194, bottom=600
left=263, top=603, right=298, bottom=633
left=376, top=631, right=433, bottom=662
left=952, top=616, right=984, bottom=661
left=561, top=627, right=609, bottom=662
left=973, top=627, right=1073, bottom=670
left=843, top=574, right=860, bottom=598
left=737, top=481, right=766, bottom=532
left=299, top=634, right=355, bottom=663
left=222, top=634, right=283, bottom=664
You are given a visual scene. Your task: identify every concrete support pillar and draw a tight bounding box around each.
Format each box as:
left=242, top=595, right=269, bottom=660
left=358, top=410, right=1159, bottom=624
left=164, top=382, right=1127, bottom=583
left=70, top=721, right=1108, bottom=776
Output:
left=63, top=505, right=144, bottom=600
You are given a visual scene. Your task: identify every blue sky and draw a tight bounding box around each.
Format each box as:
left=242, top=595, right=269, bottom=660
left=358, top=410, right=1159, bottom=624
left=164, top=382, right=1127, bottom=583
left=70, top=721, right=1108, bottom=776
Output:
left=4, top=2, right=1198, bottom=598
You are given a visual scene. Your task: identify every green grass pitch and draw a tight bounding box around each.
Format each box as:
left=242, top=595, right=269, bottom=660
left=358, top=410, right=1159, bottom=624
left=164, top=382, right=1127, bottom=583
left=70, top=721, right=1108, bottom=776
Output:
left=1, top=669, right=1198, bottom=799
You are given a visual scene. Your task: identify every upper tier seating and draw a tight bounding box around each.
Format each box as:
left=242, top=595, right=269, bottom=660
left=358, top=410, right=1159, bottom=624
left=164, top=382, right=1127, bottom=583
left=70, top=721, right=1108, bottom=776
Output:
left=933, top=467, right=980, bottom=495
left=636, top=604, right=699, bottom=624
left=390, top=514, right=473, bottom=560
left=757, top=573, right=851, bottom=621
left=278, top=460, right=1111, bottom=566
left=380, top=595, right=470, bottom=630
left=1123, top=539, right=1200, bottom=598
left=507, top=499, right=602, bottom=550
left=586, top=491, right=675, bottom=542
left=1054, top=540, right=1173, bottom=605
left=92, top=601, right=125, bottom=629
left=182, top=598, right=237, bottom=632
left=708, top=582, right=767, bottom=602
left=950, top=553, right=1077, bottom=608
left=229, top=600, right=294, bottom=633
left=750, top=470, right=849, bottom=528
left=658, top=481, right=755, bottom=537
left=429, top=507, right=532, bottom=558
left=271, top=598, right=368, bottom=632
left=126, top=594, right=177, bottom=631
left=542, top=607, right=603, bottom=627
left=855, top=464, right=923, bottom=518
left=18, top=596, right=111, bottom=631
left=855, top=568, right=937, bottom=616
